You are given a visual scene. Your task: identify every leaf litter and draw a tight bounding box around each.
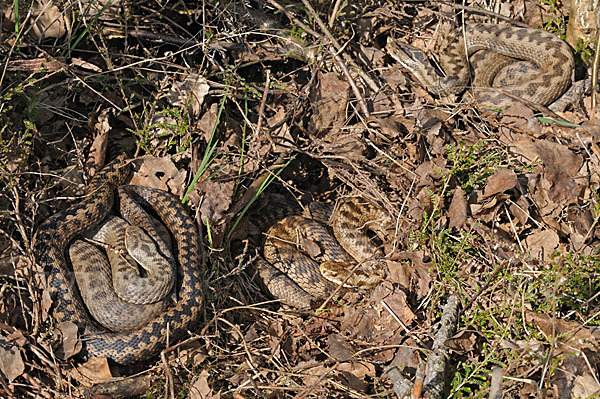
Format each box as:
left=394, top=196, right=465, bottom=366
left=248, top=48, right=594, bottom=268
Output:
left=0, top=0, right=599, bottom=397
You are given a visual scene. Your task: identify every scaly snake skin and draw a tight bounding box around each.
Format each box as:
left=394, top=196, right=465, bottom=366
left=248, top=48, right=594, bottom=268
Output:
left=81, top=215, right=174, bottom=304
left=257, top=198, right=392, bottom=308
left=386, top=23, right=574, bottom=109
left=68, top=214, right=174, bottom=332
left=34, top=154, right=203, bottom=364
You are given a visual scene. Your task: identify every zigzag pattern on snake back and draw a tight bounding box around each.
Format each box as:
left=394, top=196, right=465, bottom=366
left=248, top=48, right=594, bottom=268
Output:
left=34, top=154, right=203, bottom=364
left=386, top=23, right=575, bottom=109
left=256, top=198, right=393, bottom=309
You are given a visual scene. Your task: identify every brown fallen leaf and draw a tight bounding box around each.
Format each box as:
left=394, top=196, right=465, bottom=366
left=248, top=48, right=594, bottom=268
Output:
left=196, top=103, right=219, bottom=143
left=188, top=179, right=235, bottom=247
left=524, top=229, right=559, bottom=262
left=391, top=342, right=420, bottom=371
left=189, top=370, right=217, bottom=399
left=483, top=168, right=517, bottom=198
left=130, top=156, right=187, bottom=196
left=0, top=338, right=25, bottom=382
left=56, top=321, right=81, bottom=360
left=167, top=74, right=210, bottom=118
left=394, top=250, right=432, bottom=297
left=534, top=140, right=583, bottom=203
left=448, top=186, right=468, bottom=229
left=326, top=334, right=354, bottom=361
left=309, top=72, right=350, bottom=135
left=571, top=374, right=600, bottom=398
left=72, top=356, right=112, bottom=386
left=86, top=108, right=113, bottom=175
left=335, top=361, right=376, bottom=393
left=525, top=310, right=598, bottom=352
left=386, top=260, right=412, bottom=288
left=30, top=0, right=70, bottom=40
left=444, top=329, right=484, bottom=355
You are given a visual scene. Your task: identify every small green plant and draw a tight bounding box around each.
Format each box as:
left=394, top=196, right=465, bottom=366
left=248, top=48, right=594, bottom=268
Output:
left=182, top=86, right=230, bottom=204
left=536, top=252, right=600, bottom=317
left=129, top=105, right=192, bottom=154
left=537, top=0, right=566, bottom=36
left=445, top=141, right=503, bottom=194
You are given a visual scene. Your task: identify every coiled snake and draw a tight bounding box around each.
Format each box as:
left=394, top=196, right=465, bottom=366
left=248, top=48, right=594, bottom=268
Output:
left=386, top=23, right=575, bottom=109
left=34, top=154, right=203, bottom=364
left=256, top=198, right=393, bottom=308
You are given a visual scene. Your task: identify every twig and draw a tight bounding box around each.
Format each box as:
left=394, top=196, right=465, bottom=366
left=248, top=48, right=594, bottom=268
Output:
left=438, top=1, right=529, bottom=27
left=489, top=367, right=504, bottom=399
left=328, top=0, right=345, bottom=28
left=160, top=335, right=203, bottom=399
left=412, top=362, right=426, bottom=399
left=266, top=0, right=380, bottom=93
left=591, top=26, right=600, bottom=113
left=462, top=261, right=507, bottom=317
left=385, top=365, right=412, bottom=398
left=300, top=0, right=379, bottom=94
left=423, top=295, right=459, bottom=398
left=254, top=70, right=275, bottom=148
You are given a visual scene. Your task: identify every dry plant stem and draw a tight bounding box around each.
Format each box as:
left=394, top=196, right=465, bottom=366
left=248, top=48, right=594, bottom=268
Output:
left=412, top=362, right=425, bottom=399
left=423, top=295, right=459, bottom=398
left=299, top=0, right=380, bottom=93
left=592, top=27, right=600, bottom=112
left=266, top=0, right=379, bottom=93
left=489, top=367, right=504, bottom=399
left=537, top=271, right=560, bottom=398
left=385, top=366, right=412, bottom=398
left=254, top=70, right=275, bottom=149
left=328, top=0, right=345, bottom=28
left=495, top=90, right=572, bottom=124
left=330, top=48, right=371, bottom=117
left=440, top=1, right=529, bottom=27
left=160, top=336, right=203, bottom=399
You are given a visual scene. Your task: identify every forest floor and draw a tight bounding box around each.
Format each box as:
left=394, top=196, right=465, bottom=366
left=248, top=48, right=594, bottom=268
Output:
left=0, top=0, right=599, bottom=398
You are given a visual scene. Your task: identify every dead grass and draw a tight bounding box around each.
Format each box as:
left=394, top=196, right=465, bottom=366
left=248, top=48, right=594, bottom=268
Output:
left=0, top=0, right=599, bottom=398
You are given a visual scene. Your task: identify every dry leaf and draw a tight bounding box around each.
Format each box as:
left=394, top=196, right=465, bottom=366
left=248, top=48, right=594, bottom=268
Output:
left=448, top=186, right=467, bottom=229
left=326, top=334, right=354, bottom=360
left=394, top=251, right=432, bottom=297
left=73, top=356, right=112, bottom=385
left=30, top=0, right=70, bottom=40
left=445, top=330, right=483, bottom=354
left=167, top=75, right=210, bottom=118
left=196, top=103, right=219, bottom=143
left=130, top=156, right=186, bottom=196
left=525, top=311, right=598, bottom=352
left=87, top=109, right=113, bottom=175
left=189, top=370, right=216, bottom=399
left=571, top=374, right=600, bottom=398
left=0, top=339, right=24, bottom=382
left=336, top=361, right=375, bottom=393
left=483, top=168, right=517, bottom=198
left=309, top=72, right=350, bottom=135
left=524, top=229, right=559, bottom=262
left=57, top=321, right=81, bottom=360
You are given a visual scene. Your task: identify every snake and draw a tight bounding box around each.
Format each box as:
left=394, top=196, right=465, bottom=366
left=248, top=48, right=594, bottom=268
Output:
left=34, top=153, right=203, bottom=364
left=68, top=214, right=174, bottom=332
left=386, top=23, right=575, bottom=109
left=256, top=198, right=392, bottom=308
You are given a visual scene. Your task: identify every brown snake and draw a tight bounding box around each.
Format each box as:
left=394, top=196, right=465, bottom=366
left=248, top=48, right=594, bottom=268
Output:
left=386, top=23, right=574, bottom=109
left=34, top=154, right=203, bottom=364
left=68, top=214, right=174, bottom=332
left=256, top=198, right=392, bottom=308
